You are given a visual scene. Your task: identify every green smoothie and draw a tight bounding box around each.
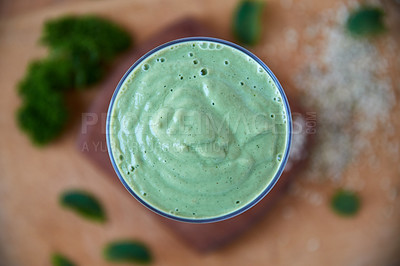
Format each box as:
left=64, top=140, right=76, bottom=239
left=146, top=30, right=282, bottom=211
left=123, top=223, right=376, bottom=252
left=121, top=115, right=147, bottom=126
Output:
left=108, top=39, right=289, bottom=220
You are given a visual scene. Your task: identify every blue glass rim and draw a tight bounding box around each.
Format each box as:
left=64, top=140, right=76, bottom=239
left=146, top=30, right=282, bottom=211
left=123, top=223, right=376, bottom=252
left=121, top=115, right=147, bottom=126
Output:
left=106, top=37, right=292, bottom=224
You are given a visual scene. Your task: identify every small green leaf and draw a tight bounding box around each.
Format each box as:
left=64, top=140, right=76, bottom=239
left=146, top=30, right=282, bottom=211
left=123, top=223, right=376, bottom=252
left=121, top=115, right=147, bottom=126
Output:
left=331, top=189, right=361, bottom=216
left=103, top=240, right=152, bottom=264
left=51, top=253, right=76, bottom=266
left=233, top=0, right=265, bottom=45
left=346, top=6, right=385, bottom=37
left=60, top=190, right=106, bottom=222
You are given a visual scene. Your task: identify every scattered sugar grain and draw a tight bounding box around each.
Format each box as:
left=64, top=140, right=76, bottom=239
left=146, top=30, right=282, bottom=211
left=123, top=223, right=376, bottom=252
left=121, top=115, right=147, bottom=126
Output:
left=295, top=1, right=397, bottom=181
left=307, top=238, right=320, bottom=252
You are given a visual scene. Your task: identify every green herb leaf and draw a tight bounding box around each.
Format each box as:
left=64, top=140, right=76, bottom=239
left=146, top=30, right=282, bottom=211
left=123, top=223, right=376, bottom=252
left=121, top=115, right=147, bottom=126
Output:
left=16, top=83, right=68, bottom=146
left=60, top=190, right=106, bottom=222
left=18, top=58, right=74, bottom=95
left=331, top=189, right=361, bottom=216
left=103, top=240, right=152, bottom=264
left=40, top=15, right=131, bottom=88
left=51, top=253, right=76, bottom=266
left=346, top=6, right=385, bottom=37
left=16, top=15, right=133, bottom=146
left=233, top=0, right=265, bottom=45
left=41, top=15, right=132, bottom=62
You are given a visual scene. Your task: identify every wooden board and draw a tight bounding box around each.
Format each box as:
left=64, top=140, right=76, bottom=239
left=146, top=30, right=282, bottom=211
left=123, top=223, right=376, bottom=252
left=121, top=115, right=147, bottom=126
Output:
left=76, top=17, right=314, bottom=252
left=0, top=0, right=399, bottom=265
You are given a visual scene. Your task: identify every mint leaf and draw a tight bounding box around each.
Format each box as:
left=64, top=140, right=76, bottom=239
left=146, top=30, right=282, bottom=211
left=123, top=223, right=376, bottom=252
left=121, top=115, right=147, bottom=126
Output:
left=346, top=6, right=385, bottom=37
left=331, top=189, right=361, bottom=216
left=233, top=0, right=265, bottom=45
left=51, top=253, right=76, bottom=266
left=60, top=190, right=106, bottom=222
left=103, top=240, right=152, bottom=264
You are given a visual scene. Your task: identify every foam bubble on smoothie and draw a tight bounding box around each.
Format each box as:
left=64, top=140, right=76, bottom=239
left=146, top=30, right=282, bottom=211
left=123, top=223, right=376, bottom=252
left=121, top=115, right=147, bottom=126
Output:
left=200, top=68, right=208, bottom=76
left=142, top=64, right=150, bottom=71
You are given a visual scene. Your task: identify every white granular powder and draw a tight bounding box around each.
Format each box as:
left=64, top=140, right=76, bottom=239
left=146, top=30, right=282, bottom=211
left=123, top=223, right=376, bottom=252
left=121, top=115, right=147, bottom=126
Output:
left=295, top=2, right=397, bottom=181
left=285, top=116, right=307, bottom=171
left=307, top=238, right=320, bottom=252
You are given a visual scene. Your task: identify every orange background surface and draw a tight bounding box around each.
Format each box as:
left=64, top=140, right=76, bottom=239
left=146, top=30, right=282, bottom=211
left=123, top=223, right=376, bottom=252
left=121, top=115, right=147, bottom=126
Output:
left=0, top=0, right=399, bottom=265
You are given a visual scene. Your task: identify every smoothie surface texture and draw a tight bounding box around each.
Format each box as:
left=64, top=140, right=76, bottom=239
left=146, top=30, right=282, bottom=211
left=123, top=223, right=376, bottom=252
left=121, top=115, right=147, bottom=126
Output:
left=108, top=39, right=289, bottom=220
